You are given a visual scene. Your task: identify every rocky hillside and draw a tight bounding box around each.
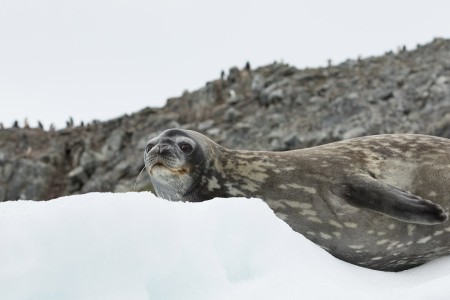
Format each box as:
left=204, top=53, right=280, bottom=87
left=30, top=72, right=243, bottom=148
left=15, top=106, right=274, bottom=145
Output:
left=1, top=38, right=450, bottom=201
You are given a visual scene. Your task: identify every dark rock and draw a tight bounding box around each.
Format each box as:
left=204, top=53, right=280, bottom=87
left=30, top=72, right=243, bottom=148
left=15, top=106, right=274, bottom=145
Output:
left=227, top=67, right=241, bottom=84
left=5, top=159, right=53, bottom=201
left=2, top=38, right=450, bottom=201
left=67, top=166, right=89, bottom=193
left=283, top=133, right=303, bottom=150
left=198, top=120, right=214, bottom=131
left=226, top=89, right=238, bottom=104
left=224, top=107, right=242, bottom=122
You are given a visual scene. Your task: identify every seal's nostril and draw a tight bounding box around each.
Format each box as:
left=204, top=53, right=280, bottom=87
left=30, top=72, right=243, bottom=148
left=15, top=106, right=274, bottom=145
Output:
left=159, top=144, right=171, bottom=154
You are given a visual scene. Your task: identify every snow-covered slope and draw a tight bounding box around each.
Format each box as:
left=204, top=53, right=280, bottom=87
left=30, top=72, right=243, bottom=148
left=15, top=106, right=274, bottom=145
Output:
left=1, top=193, right=449, bottom=300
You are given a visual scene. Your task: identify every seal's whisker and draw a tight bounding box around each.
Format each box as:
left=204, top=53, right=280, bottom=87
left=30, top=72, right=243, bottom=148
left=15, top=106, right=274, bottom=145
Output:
left=116, top=159, right=144, bottom=178
left=150, top=126, right=161, bottom=137
left=134, top=165, right=147, bottom=192
left=128, top=159, right=142, bottom=167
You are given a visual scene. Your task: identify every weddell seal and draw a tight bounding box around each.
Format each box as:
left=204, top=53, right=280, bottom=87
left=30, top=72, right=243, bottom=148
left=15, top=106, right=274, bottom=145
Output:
left=143, top=129, right=450, bottom=271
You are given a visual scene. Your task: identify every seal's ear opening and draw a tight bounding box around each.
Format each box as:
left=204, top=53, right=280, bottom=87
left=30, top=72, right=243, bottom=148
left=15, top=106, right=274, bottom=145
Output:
left=337, top=175, right=448, bottom=225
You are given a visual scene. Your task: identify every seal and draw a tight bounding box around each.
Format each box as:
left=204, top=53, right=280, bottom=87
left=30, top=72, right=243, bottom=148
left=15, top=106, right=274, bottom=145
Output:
left=144, top=128, right=450, bottom=271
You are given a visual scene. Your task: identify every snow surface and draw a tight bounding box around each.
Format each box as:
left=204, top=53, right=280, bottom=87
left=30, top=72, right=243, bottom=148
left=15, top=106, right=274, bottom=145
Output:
left=1, top=192, right=450, bottom=300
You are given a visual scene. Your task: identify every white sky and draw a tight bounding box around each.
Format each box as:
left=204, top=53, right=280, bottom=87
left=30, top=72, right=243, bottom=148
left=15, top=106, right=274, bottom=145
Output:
left=1, top=0, right=449, bottom=129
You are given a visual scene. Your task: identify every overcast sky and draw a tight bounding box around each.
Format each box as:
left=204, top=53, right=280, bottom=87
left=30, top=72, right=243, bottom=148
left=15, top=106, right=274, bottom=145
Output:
left=1, top=0, right=450, bottom=129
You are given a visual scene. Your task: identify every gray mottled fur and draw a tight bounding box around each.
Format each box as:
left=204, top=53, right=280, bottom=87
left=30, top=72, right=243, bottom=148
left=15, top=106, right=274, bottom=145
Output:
left=145, top=129, right=450, bottom=271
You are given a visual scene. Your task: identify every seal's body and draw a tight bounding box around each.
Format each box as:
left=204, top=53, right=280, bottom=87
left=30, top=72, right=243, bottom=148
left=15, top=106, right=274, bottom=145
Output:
left=144, top=129, right=450, bottom=271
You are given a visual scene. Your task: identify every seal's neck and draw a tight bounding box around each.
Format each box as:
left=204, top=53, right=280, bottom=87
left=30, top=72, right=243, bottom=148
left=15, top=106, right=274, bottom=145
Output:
left=195, top=147, right=274, bottom=201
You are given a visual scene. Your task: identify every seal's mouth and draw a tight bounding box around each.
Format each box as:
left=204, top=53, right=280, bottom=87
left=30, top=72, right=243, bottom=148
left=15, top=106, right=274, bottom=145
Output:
left=149, top=162, right=189, bottom=176
left=149, top=162, right=168, bottom=173
left=151, top=162, right=165, bottom=169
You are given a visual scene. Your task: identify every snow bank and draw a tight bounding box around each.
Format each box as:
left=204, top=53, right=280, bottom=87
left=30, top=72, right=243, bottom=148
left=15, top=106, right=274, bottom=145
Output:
left=1, top=192, right=449, bottom=300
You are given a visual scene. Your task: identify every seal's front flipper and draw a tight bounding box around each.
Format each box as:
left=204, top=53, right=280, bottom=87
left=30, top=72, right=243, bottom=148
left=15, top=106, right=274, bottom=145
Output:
left=336, top=175, right=448, bottom=225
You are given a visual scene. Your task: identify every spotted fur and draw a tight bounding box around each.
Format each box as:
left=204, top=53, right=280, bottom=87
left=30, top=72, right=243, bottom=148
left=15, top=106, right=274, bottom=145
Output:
left=145, top=129, right=450, bottom=272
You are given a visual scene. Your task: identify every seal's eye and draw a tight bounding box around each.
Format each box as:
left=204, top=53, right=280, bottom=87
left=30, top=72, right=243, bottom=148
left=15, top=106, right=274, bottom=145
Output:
left=146, top=143, right=154, bottom=153
left=179, top=143, right=193, bottom=154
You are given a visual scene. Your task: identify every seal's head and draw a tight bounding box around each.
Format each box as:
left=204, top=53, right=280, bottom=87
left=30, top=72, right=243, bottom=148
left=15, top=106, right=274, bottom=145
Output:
left=144, top=129, right=207, bottom=201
